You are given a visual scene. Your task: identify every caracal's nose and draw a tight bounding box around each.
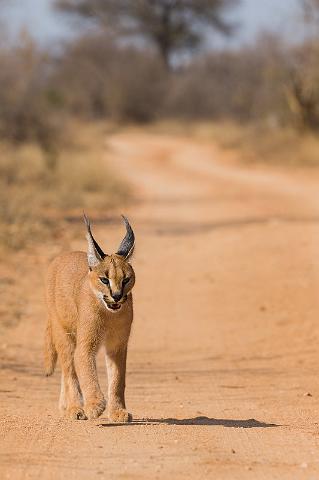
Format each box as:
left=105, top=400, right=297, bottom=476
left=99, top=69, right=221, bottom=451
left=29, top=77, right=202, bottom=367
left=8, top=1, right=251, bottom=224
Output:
left=112, top=292, right=122, bottom=303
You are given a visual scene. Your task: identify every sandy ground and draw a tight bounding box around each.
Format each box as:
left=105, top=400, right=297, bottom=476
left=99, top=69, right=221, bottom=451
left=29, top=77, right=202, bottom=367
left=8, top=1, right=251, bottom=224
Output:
left=2, top=129, right=319, bottom=479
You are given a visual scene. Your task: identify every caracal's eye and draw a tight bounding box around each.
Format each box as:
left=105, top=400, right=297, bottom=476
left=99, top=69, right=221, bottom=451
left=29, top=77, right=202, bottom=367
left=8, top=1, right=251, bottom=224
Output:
left=100, top=277, right=109, bottom=286
left=123, top=277, right=130, bottom=285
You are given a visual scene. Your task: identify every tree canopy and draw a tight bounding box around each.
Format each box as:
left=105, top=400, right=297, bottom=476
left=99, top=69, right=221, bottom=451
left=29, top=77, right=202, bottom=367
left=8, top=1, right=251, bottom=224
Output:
left=55, top=0, right=238, bottom=68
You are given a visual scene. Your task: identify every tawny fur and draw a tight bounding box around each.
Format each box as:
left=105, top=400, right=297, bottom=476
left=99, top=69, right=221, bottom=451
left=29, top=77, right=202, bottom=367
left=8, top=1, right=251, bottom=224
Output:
left=44, top=219, right=135, bottom=422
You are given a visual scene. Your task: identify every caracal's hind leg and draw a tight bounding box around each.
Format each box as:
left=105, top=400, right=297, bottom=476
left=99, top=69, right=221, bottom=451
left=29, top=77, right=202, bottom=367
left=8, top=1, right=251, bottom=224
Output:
left=56, top=327, right=86, bottom=420
left=59, top=373, right=67, bottom=411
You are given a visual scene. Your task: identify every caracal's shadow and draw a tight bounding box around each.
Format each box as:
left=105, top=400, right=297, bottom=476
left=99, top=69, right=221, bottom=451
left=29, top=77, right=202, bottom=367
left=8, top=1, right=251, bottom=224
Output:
left=97, top=416, right=279, bottom=428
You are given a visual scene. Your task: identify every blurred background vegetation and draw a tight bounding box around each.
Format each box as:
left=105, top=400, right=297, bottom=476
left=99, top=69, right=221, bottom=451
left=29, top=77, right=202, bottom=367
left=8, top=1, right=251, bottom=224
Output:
left=1, top=0, right=319, bottom=249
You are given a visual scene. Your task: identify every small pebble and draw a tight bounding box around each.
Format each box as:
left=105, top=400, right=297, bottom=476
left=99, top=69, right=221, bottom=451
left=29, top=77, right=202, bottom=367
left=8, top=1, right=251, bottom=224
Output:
left=304, top=392, right=313, bottom=397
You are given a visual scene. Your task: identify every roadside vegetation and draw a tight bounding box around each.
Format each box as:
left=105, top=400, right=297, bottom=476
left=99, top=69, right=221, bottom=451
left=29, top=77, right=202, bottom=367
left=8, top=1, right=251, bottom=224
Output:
left=0, top=121, right=129, bottom=250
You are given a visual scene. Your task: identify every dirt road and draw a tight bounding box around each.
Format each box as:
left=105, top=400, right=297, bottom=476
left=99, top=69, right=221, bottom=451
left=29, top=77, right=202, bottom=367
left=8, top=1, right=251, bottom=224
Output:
left=2, top=129, right=319, bottom=479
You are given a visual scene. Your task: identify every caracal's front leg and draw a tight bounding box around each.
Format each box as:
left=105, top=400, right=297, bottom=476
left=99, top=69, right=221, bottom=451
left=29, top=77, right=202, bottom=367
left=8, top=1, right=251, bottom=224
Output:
left=105, top=347, right=131, bottom=423
left=74, top=332, right=106, bottom=420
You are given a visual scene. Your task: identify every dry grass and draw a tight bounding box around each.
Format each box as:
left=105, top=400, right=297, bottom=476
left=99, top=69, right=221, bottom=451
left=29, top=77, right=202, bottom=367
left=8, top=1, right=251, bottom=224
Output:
left=204, top=122, right=319, bottom=167
left=0, top=121, right=130, bottom=251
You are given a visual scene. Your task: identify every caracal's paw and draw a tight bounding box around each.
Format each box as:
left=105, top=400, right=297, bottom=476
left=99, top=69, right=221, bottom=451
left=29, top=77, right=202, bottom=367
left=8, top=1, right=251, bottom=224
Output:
left=84, top=398, right=106, bottom=420
left=108, top=407, right=132, bottom=423
left=65, top=406, right=87, bottom=421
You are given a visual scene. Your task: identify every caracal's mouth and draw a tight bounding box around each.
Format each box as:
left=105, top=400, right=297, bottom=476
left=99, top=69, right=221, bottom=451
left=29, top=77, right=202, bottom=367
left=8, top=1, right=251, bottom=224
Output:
left=103, top=295, right=128, bottom=313
left=106, top=302, right=122, bottom=312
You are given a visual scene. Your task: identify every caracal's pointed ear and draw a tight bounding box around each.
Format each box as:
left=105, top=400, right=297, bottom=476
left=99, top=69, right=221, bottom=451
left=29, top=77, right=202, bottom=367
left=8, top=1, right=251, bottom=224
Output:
left=83, top=213, right=107, bottom=269
left=116, top=215, right=135, bottom=260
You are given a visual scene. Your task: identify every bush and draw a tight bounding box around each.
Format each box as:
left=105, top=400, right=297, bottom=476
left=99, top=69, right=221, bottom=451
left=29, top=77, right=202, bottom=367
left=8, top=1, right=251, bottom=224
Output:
left=0, top=34, right=65, bottom=153
left=53, top=33, right=168, bottom=122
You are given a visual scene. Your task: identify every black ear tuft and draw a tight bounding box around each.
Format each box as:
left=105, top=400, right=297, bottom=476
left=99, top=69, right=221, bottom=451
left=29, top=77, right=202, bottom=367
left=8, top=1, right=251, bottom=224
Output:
left=83, top=213, right=106, bottom=267
left=116, top=215, right=135, bottom=259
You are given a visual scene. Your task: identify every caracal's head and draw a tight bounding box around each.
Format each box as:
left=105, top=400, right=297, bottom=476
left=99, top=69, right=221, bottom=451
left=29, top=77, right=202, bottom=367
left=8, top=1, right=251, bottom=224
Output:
left=84, top=214, right=135, bottom=313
